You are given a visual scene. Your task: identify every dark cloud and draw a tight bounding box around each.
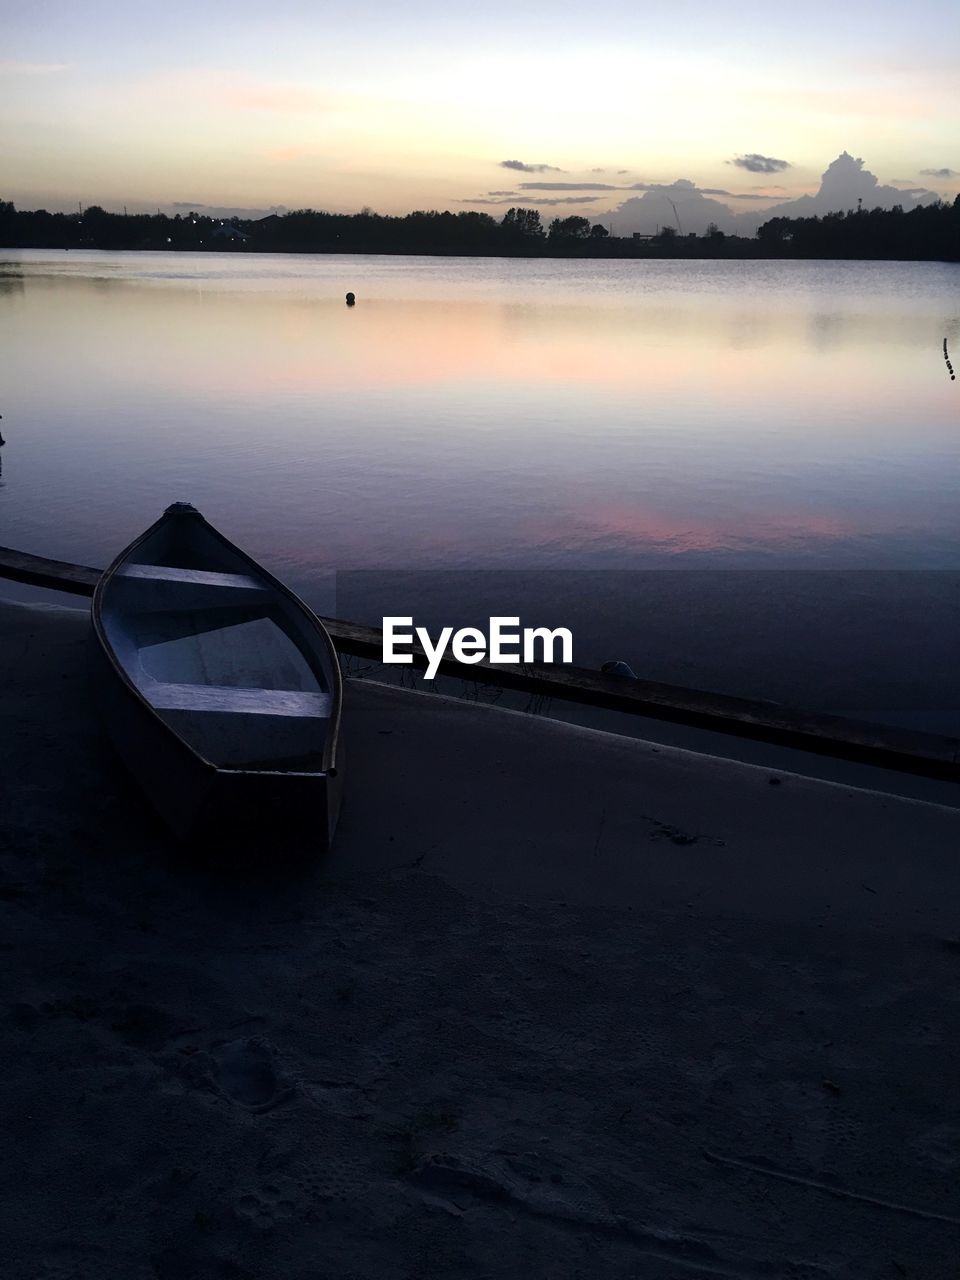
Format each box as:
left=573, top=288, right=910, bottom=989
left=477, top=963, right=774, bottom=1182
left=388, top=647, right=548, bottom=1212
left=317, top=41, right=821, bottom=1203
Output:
left=517, top=181, right=617, bottom=191
left=590, top=167, right=606, bottom=173
left=648, top=178, right=693, bottom=189
left=625, top=179, right=696, bottom=191
left=920, top=167, right=957, bottom=178
left=701, top=188, right=776, bottom=201
left=730, top=153, right=791, bottom=174
left=623, top=180, right=769, bottom=200
left=509, top=178, right=774, bottom=200
left=499, top=159, right=563, bottom=173
left=461, top=195, right=599, bottom=206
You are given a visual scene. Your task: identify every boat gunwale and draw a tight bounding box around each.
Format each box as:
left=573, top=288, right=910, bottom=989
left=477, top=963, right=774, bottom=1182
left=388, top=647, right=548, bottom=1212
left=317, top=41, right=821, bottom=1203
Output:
left=91, top=506, right=343, bottom=779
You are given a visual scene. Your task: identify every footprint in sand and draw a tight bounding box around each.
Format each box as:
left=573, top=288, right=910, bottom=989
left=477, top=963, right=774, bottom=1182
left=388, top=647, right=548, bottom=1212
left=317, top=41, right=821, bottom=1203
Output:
left=234, top=1182, right=298, bottom=1231
left=214, top=1038, right=293, bottom=1111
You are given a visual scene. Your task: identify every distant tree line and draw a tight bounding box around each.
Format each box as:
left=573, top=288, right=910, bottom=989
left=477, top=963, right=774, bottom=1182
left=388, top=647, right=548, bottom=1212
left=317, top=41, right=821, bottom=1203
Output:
left=1, top=196, right=957, bottom=261
left=757, top=200, right=960, bottom=261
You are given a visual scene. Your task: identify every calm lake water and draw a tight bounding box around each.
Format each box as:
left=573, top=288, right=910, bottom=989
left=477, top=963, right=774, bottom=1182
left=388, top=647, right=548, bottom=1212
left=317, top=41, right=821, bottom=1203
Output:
left=2, top=249, right=959, bottom=723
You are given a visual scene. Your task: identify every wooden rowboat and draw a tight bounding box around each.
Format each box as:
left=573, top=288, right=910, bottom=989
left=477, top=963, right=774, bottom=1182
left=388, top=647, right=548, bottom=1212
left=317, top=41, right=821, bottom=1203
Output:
left=92, top=502, right=343, bottom=853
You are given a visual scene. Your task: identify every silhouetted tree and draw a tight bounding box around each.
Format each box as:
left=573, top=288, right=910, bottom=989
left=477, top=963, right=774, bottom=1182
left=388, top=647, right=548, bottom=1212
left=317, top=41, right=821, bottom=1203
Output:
left=548, top=215, right=591, bottom=240
left=757, top=217, right=791, bottom=244
left=501, top=207, right=545, bottom=240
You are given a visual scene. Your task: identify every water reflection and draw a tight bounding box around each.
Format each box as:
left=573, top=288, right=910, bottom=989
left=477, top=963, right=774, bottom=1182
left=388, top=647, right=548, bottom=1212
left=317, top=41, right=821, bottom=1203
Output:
left=0, top=251, right=957, bottom=591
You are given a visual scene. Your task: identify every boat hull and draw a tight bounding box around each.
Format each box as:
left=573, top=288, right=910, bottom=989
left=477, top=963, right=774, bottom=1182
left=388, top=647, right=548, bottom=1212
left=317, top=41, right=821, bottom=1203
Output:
left=91, top=505, right=343, bottom=857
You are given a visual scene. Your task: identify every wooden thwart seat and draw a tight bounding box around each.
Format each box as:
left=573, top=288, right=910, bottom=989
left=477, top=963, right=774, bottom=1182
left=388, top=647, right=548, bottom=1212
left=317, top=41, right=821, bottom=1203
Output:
left=147, top=681, right=331, bottom=718
left=119, top=564, right=263, bottom=591
left=115, top=564, right=271, bottom=615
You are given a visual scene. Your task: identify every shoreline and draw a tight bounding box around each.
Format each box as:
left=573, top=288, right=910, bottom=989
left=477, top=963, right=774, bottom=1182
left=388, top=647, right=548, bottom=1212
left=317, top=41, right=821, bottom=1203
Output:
left=6, top=572, right=958, bottom=810
left=4, top=243, right=960, bottom=264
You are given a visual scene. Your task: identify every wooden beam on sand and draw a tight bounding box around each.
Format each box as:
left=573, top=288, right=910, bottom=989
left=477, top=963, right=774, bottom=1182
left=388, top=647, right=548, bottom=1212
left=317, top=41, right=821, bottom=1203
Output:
left=0, top=545, right=101, bottom=596
left=2, top=542, right=959, bottom=782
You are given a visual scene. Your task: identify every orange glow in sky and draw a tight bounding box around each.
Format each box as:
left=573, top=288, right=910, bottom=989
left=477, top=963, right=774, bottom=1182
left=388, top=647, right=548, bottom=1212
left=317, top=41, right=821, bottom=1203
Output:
left=2, top=1, right=957, bottom=223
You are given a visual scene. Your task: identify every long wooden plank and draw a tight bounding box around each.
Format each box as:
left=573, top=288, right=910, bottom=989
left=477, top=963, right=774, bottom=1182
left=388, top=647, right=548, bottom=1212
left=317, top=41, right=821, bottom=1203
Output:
left=0, top=545, right=100, bottom=596
left=2, top=542, right=959, bottom=781
left=318, top=616, right=960, bottom=781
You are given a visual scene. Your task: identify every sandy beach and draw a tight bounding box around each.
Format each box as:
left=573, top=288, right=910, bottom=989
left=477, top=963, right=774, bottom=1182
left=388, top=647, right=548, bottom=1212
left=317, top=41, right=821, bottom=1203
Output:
left=2, top=596, right=959, bottom=1279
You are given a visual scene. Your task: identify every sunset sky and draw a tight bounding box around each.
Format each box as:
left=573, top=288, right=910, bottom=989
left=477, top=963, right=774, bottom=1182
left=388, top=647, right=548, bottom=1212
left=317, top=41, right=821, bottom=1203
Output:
left=3, top=0, right=958, bottom=221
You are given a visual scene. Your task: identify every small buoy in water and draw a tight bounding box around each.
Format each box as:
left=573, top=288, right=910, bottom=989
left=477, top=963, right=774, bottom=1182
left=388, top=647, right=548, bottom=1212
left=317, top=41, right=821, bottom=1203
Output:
left=601, top=660, right=637, bottom=679
left=345, top=291, right=356, bottom=306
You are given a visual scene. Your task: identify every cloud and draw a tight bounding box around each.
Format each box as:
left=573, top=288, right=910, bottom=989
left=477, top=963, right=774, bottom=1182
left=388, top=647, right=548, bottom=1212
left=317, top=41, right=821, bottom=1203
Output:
left=517, top=182, right=618, bottom=191
left=475, top=150, right=944, bottom=236
left=516, top=180, right=779, bottom=201
left=462, top=195, right=600, bottom=206
left=700, top=188, right=776, bottom=201
left=625, top=179, right=695, bottom=191
left=620, top=179, right=770, bottom=201
left=760, top=151, right=938, bottom=222
left=499, top=159, right=563, bottom=173
left=603, top=183, right=743, bottom=236
left=0, top=60, right=68, bottom=74
left=920, top=167, right=957, bottom=179
left=730, top=153, right=791, bottom=174
left=510, top=177, right=775, bottom=200
left=891, top=180, right=934, bottom=195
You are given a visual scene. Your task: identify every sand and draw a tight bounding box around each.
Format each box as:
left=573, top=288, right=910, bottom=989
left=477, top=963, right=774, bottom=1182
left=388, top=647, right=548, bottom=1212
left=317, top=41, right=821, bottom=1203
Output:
left=2, top=597, right=959, bottom=1279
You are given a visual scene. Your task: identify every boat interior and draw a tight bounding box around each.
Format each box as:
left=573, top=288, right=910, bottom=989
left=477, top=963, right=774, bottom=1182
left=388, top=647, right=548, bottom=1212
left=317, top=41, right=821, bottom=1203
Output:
left=99, top=515, right=337, bottom=772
